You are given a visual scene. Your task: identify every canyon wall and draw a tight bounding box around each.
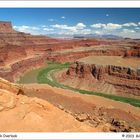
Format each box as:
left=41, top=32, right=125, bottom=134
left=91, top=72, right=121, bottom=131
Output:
left=0, top=21, right=16, bottom=33
left=47, top=49, right=126, bottom=63
left=0, top=45, right=27, bottom=66
left=0, top=22, right=58, bottom=47
left=0, top=21, right=58, bottom=81
left=0, top=21, right=60, bottom=64
left=0, top=55, right=46, bottom=82
left=124, top=45, right=140, bottom=58
left=65, top=62, right=140, bottom=96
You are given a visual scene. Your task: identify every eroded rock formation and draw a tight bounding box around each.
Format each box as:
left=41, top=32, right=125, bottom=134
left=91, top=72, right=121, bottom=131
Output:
left=124, top=45, right=140, bottom=58
left=0, top=21, right=16, bottom=33
left=0, top=77, right=23, bottom=95
left=47, top=49, right=126, bottom=63
left=63, top=61, right=140, bottom=96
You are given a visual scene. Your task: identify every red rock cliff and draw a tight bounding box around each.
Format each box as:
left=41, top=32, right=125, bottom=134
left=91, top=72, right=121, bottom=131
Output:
left=124, top=45, right=140, bottom=58
left=66, top=62, right=140, bottom=96
left=0, top=21, right=16, bottom=33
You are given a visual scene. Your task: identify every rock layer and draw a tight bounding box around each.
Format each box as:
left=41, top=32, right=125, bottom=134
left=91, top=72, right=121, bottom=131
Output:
left=124, top=45, right=140, bottom=58
left=0, top=55, right=47, bottom=82
left=0, top=77, right=23, bottom=95
left=63, top=61, right=140, bottom=96
left=0, top=21, right=15, bottom=33
left=47, top=49, right=126, bottom=63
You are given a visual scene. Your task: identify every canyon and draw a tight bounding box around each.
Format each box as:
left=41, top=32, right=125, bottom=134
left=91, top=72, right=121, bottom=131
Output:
left=57, top=56, right=140, bottom=98
left=0, top=21, right=140, bottom=132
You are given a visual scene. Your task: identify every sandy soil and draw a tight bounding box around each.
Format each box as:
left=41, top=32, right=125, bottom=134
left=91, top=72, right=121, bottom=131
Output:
left=78, top=56, right=140, bottom=69
left=52, top=44, right=128, bottom=55
left=0, top=87, right=98, bottom=132
left=22, top=84, right=140, bottom=131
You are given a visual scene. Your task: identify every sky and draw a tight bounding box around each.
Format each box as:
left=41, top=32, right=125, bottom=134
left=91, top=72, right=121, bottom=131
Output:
left=0, top=8, right=140, bottom=38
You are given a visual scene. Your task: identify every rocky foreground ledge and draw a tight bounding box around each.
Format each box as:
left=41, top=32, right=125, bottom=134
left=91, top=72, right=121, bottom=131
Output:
left=0, top=77, right=140, bottom=132
left=0, top=77, right=98, bottom=132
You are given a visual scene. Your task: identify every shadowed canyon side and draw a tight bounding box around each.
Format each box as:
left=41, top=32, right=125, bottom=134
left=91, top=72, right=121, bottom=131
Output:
left=0, top=21, right=140, bottom=132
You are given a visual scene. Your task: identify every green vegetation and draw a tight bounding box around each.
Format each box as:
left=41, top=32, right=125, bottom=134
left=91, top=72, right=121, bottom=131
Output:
left=37, top=62, right=140, bottom=108
left=17, top=61, right=140, bottom=108
left=18, top=63, right=48, bottom=84
left=37, top=62, right=72, bottom=88
left=18, top=68, right=42, bottom=83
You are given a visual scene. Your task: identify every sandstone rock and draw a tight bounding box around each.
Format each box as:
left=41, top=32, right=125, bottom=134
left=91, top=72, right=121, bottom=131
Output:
left=92, top=116, right=101, bottom=123
left=65, top=61, right=140, bottom=96
left=0, top=77, right=23, bottom=95
left=58, top=104, right=64, bottom=110
left=0, top=106, right=4, bottom=111
left=110, top=118, right=135, bottom=132
left=0, top=21, right=16, bottom=33
left=75, top=113, right=89, bottom=122
left=111, top=118, right=125, bottom=127
left=102, top=123, right=111, bottom=132
left=0, top=82, right=98, bottom=132
left=124, top=45, right=140, bottom=58
left=0, top=89, right=17, bottom=110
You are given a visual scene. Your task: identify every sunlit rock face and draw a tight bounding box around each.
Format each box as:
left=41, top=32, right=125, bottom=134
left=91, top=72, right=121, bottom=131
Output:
left=64, top=61, right=140, bottom=96
left=0, top=21, right=16, bottom=33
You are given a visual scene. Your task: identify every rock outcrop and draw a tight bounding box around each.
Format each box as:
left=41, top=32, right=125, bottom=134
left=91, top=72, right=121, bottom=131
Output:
left=47, top=49, right=126, bottom=63
left=0, top=45, right=27, bottom=66
left=0, top=77, right=97, bottom=132
left=0, top=21, right=58, bottom=80
left=0, top=77, right=23, bottom=95
left=0, top=55, right=46, bottom=82
left=23, top=84, right=140, bottom=132
left=0, top=21, right=16, bottom=33
left=63, top=61, right=140, bottom=96
left=124, top=45, right=140, bottom=58
left=0, top=21, right=59, bottom=66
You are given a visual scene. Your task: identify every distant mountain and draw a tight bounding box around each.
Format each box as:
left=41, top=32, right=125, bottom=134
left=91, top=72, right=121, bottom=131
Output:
left=46, top=34, right=73, bottom=39
left=46, top=33, right=123, bottom=40
left=73, top=34, right=123, bottom=40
